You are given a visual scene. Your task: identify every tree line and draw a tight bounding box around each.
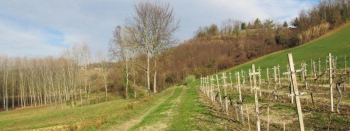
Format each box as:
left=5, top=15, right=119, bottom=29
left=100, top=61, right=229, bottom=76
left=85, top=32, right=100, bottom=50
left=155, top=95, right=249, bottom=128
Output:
left=0, top=44, right=111, bottom=110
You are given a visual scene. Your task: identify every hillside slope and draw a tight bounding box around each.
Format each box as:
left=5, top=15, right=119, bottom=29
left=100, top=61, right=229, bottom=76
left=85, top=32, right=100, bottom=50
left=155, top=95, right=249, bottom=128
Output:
left=193, top=22, right=350, bottom=130
left=226, top=22, right=350, bottom=76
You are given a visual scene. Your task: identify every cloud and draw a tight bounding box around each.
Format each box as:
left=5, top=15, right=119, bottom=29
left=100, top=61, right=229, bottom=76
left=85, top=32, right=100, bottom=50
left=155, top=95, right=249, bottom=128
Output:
left=0, top=0, right=318, bottom=57
left=0, top=18, right=65, bottom=57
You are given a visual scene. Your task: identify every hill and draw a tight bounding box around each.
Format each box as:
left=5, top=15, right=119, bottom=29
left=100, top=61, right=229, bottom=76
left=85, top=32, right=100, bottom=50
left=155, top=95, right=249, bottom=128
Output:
left=226, top=22, right=350, bottom=78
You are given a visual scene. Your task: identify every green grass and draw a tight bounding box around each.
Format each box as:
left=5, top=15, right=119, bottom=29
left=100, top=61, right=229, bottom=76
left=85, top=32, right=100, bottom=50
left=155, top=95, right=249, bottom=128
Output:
left=166, top=81, right=227, bottom=131
left=305, top=112, right=350, bottom=130
left=0, top=87, right=175, bottom=131
left=222, top=22, right=350, bottom=79
left=128, top=87, right=183, bottom=130
left=0, top=98, right=135, bottom=130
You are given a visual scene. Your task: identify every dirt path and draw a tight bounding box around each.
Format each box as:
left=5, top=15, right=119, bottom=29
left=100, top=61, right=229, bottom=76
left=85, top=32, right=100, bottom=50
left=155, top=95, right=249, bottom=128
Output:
left=107, top=88, right=177, bottom=131
left=133, top=87, right=185, bottom=131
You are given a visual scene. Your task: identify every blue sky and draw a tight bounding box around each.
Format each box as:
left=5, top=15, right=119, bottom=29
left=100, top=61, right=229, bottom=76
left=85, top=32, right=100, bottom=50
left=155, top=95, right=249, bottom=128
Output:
left=0, top=0, right=319, bottom=57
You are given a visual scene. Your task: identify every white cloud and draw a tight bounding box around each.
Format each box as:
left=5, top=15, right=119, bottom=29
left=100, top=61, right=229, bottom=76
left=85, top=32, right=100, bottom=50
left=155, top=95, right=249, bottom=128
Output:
left=0, top=20, right=64, bottom=57
left=0, top=0, right=318, bottom=57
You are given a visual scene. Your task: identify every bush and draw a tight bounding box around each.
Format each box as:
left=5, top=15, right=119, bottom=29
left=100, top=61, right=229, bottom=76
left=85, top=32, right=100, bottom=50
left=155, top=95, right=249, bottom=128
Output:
left=184, top=75, right=196, bottom=85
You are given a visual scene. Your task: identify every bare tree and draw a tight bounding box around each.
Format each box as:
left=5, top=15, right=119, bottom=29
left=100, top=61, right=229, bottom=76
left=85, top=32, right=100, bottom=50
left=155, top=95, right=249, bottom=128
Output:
left=110, top=25, right=133, bottom=99
left=124, top=1, right=180, bottom=93
left=96, top=51, right=109, bottom=101
left=1, top=55, right=9, bottom=111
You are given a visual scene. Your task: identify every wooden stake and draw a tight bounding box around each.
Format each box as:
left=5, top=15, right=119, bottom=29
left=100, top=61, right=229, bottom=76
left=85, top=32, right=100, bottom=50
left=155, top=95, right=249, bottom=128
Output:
left=200, top=77, right=203, bottom=92
left=246, top=105, right=251, bottom=131
left=286, top=64, right=290, bottom=80
left=241, top=70, right=245, bottom=89
left=237, top=72, right=244, bottom=123
left=237, top=72, right=242, bottom=104
left=313, top=60, right=316, bottom=79
left=267, top=68, right=270, bottom=92
left=318, top=58, right=321, bottom=75
left=329, top=53, right=334, bottom=112
left=251, top=64, right=260, bottom=131
left=345, top=54, right=347, bottom=70
left=258, top=67, right=262, bottom=96
left=211, top=76, right=215, bottom=102
left=249, top=69, right=253, bottom=93
left=273, top=66, right=278, bottom=100
left=267, top=105, right=270, bottom=131
left=267, top=67, right=270, bottom=85
left=278, top=64, right=281, bottom=87
left=288, top=53, right=305, bottom=131
left=222, top=73, right=228, bottom=116
left=273, top=66, right=277, bottom=84
left=207, top=77, right=210, bottom=97
left=216, top=75, right=222, bottom=105
left=229, top=72, right=233, bottom=90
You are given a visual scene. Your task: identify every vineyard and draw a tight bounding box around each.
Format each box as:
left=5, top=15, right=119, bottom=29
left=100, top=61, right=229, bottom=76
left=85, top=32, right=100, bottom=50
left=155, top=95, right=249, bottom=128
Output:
left=200, top=52, right=350, bottom=130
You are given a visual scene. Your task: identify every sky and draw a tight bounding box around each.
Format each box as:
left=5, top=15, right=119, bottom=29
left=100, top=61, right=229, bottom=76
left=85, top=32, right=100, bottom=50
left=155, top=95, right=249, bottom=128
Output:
left=0, top=0, right=319, bottom=58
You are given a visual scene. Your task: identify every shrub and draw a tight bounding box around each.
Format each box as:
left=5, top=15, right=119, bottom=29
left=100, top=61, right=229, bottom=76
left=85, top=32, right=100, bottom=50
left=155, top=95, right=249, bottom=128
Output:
left=184, top=75, right=196, bottom=85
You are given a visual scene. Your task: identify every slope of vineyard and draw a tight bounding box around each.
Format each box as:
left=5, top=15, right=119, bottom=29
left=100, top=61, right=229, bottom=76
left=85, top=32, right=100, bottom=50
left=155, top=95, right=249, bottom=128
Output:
left=226, top=22, right=350, bottom=76
left=195, top=22, right=350, bottom=130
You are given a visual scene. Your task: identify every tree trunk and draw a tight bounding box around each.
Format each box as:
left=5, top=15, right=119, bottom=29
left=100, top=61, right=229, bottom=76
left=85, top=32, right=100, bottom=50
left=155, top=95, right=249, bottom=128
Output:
left=147, top=52, right=150, bottom=94
left=5, top=71, right=8, bottom=111
left=80, top=88, right=82, bottom=106
left=87, top=83, right=90, bottom=105
left=3, top=71, right=6, bottom=110
left=153, top=57, right=157, bottom=94
left=125, top=58, right=129, bottom=99
left=104, top=72, right=108, bottom=102
left=11, top=74, right=14, bottom=109
left=154, top=70, right=157, bottom=93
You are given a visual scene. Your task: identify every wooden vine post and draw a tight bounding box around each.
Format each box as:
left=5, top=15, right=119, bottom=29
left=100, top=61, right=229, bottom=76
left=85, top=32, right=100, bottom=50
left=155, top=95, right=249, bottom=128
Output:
left=222, top=73, right=229, bottom=116
left=345, top=54, right=347, bottom=70
left=278, top=64, right=281, bottom=87
left=250, top=64, right=261, bottom=131
left=287, top=53, right=305, bottom=131
left=273, top=66, right=278, bottom=100
left=267, top=105, right=270, bottom=131
left=328, top=53, right=334, bottom=112
left=318, top=58, right=321, bottom=75
left=241, top=70, right=245, bottom=89
left=303, top=62, right=308, bottom=89
left=313, top=60, right=317, bottom=79
left=210, top=76, right=215, bottom=102
left=258, top=67, right=262, bottom=96
left=216, top=75, right=222, bottom=105
left=207, top=77, right=210, bottom=97
left=273, top=66, right=277, bottom=85
left=236, top=72, right=244, bottom=123
left=229, top=72, right=233, bottom=89
left=207, top=76, right=210, bottom=97
left=246, top=105, right=251, bottom=131
left=249, top=69, right=253, bottom=93
left=266, top=67, right=270, bottom=86
left=200, top=76, right=203, bottom=91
